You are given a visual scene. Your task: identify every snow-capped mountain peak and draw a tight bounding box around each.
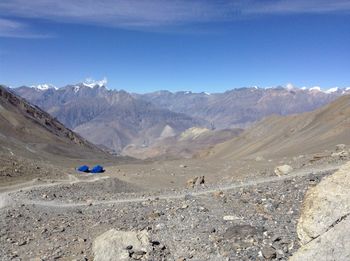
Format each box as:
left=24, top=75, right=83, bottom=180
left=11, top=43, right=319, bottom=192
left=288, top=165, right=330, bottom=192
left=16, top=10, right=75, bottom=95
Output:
left=325, top=87, right=339, bottom=94
left=30, top=84, right=57, bottom=91
left=82, top=77, right=107, bottom=88
left=309, top=86, right=321, bottom=92
left=285, top=83, right=295, bottom=90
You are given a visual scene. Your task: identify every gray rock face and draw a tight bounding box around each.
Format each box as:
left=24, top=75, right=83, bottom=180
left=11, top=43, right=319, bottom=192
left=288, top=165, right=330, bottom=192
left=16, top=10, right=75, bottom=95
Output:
left=290, top=161, right=350, bottom=260
left=93, top=229, right=150, bottom=261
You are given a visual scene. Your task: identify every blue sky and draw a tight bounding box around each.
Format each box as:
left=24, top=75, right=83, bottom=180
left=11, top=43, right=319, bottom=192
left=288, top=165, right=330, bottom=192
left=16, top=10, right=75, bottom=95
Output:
left=0, top=0, right=350, bottom=93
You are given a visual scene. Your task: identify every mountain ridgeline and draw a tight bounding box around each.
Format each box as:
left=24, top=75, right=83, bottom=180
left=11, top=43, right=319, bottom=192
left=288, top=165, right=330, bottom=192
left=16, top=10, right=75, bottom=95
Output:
left=14, top=83, right=206, bottom=153
left=134, top=87, right=349, bottom=129
left=14, top=83, right=350, bottom=156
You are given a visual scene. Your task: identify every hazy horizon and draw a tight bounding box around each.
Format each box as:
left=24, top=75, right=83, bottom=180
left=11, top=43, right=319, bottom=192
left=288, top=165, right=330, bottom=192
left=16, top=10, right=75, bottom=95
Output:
left=5, top=80, right=350, bottom=94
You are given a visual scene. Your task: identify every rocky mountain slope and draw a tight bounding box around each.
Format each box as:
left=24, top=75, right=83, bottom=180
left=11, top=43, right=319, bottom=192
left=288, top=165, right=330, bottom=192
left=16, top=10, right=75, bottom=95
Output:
left=15, top=83, right=206, bottom=153
left=206, top=94, right=350, bottom=160
left=0, top=86, right=110, bottom=159
left=0, top=85, right=104, bottom=158
left=0, top=85, right=111, bottom=183
left=135, top=86, right=350, bottom=129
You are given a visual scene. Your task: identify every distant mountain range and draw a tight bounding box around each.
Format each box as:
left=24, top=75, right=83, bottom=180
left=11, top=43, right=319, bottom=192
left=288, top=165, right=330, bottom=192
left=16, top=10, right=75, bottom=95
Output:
left=12, top=80, right=350, bottom=155
left=14, top=81, right=205, bottom=153
left=134, top=86, right=350, bottom=129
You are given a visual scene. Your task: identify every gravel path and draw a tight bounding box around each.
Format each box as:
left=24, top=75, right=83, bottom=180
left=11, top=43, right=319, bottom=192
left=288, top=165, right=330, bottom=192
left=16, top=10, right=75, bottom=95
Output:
left=3, top=164, right=339, bottom=209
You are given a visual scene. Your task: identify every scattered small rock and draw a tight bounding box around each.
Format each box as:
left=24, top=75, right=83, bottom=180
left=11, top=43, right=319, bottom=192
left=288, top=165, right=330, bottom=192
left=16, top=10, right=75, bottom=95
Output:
left=274, top=165, right=293, bottom=176
left=223, top=215, right=241, bottom=221
left=262, top=246, right=276, bottom=259
left=335, top=144, right=346, bottom=152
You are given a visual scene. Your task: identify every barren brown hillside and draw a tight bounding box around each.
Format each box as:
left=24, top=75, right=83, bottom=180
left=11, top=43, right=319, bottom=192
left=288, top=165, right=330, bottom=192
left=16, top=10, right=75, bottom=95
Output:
left=207, top=95, right=350, bottom=160
left=0, top=85, right=109, bottom=161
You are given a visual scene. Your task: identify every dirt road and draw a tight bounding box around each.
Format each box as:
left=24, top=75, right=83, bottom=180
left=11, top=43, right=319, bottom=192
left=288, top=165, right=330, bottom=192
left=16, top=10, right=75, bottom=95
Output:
left=1, top=164, right=338, bottom=209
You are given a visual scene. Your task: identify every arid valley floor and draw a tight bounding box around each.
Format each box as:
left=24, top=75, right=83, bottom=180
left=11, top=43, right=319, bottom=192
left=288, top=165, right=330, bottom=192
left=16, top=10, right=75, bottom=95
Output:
left=1, top=146, right=349, bottom=260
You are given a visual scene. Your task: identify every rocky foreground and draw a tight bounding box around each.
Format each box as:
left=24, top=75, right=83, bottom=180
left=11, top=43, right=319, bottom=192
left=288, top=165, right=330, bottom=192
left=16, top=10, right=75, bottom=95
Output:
left=291, top=161, right=350, bottom=261
left=1, top=164, right=341, bottom=261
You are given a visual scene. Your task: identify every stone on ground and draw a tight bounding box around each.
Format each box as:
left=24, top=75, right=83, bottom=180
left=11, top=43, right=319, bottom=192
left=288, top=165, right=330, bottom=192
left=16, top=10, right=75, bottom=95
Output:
left=274, top=165, right=293, bottom=176
left=186, top=176, right=205, bottom=188
left=336, top=144, right=346, bottom=152
left=93, top=229, right=150, bottom=261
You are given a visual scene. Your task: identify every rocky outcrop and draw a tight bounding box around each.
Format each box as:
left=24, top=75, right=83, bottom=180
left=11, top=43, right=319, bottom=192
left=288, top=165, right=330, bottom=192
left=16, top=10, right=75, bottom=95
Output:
left=186, top=176, right=205, bottom=188
left=93, top=229, right=150, bottom=261
left=290, top=161, right=350, bottom=260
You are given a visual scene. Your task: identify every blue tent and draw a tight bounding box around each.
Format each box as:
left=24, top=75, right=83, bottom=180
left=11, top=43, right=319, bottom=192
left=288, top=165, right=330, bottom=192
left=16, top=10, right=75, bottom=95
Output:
left=91, top=165, right=104, bottom=174
left=77, top=165, right=89, bottom=172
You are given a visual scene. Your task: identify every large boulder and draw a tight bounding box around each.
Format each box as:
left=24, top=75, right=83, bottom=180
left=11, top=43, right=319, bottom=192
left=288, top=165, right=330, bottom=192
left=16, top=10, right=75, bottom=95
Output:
left=274, top=165, right=293, bottom=176
left=290, top=216, right=350, bottom=261
left=296, top=162, right=350, bottom=244
left=290, top=161, right=350, bottom=260
left=93, top=229, right=150, bottom=261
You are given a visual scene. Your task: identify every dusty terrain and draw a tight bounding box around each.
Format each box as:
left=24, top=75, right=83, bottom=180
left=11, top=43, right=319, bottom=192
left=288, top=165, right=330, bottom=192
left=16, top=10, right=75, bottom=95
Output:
left=1, top=145, right=349, bottom=260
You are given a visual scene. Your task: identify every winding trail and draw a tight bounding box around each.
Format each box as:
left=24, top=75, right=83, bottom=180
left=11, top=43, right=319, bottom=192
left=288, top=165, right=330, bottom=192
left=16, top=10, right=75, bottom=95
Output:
left=0, top=174, right=110, bottom=209
left=5, top=164, right=338, bottom=209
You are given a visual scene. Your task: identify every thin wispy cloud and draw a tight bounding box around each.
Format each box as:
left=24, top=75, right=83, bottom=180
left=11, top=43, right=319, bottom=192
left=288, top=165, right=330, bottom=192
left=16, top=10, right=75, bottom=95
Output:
left=0, top=0, right=349, bottom=37
left=245, top=0, right=350, bottom=15
left=0, top=0, right=230, bottom=27
left=0, top=18, right=53, bottom=38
